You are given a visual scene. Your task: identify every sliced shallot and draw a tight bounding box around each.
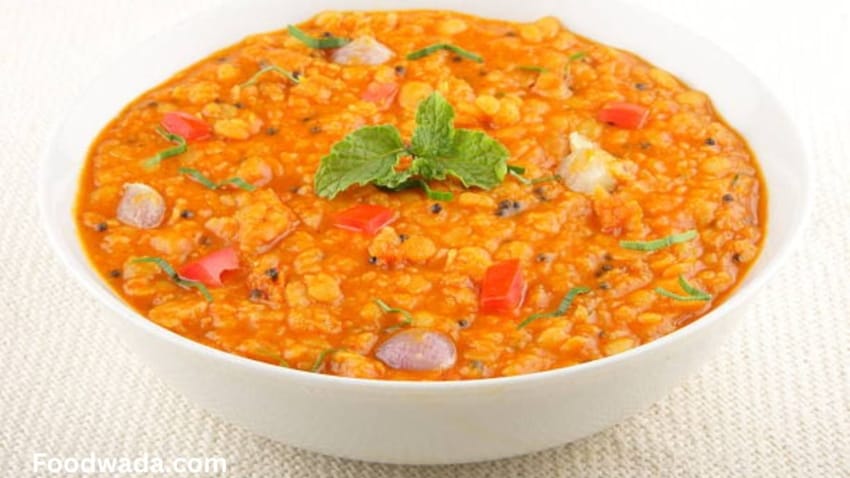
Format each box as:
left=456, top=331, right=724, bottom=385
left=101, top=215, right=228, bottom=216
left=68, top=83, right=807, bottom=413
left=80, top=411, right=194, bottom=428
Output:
left=331, top=36, right=394, bottom=65
left=376, top=328, right=457, bottom=371
left=116, top=183, right=166, bottom=229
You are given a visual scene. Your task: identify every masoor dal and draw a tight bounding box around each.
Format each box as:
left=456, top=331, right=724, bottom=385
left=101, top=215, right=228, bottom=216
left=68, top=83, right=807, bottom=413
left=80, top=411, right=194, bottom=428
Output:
left=75, top=10, right=765, bottom=380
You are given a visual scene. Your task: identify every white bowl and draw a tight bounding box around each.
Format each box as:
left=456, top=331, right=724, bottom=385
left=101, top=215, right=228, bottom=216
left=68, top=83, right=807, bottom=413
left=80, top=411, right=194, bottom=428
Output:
left=38, top=0, right=811, bottom=465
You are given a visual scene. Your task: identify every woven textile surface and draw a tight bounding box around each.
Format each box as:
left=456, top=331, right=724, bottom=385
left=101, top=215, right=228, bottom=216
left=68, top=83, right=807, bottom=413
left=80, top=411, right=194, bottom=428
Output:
left=1, top=0, right=848, bottom=476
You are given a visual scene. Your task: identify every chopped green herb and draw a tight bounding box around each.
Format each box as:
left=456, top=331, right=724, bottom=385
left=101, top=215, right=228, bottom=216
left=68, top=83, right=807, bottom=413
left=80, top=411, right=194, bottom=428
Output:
left=287, top=24, right=350, bottom=49
left=143, top=126, right=187, bottom=169
left=131, top=256, right=212, bottom=302
left=252, top=344, right=282, bottom=362
left=507, top=165, right=560, bottom=186
left=374, top=299, right=414, bottom=332
left=240, top=65, right=300, bottom=88
left=530, top=174, right=560, bottom=185
left=373, top=299, right=414, bottom=321
left=509, top=168, right=532, bottom=185
left=406, top=43, right=483, bottom=63
left=179, top=167, right=217, bottom=189
left=620, top=230, right=698, bottom=252
left=420, top=181, right=454, bottom=201
left=279, top=358, right=290, bottom=368
left=314, top=92, right=508, bottom=199
left=517, top=286, right=591, bottom=329
left=517, top=65, right=548, bottom=73
left=382, top=324, right=407, bottom=334
left=179, top=167, right=256, bottom=191
left=219, top=177, right=257, bottom=191
left=311, top=348, right=342, bottom=372
left=730, top=173, right=741, bottom=187
left=677, top=276, right=711, bottom=299
left=655, top=275, right=712, bottom=302
left=132, top=256, right=177, bottom=277
left=569, top=51, right=587, bottom=62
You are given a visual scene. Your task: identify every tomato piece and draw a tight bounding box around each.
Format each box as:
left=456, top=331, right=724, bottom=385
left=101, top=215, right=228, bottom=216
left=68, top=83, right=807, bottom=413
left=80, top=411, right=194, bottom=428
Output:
left=480, top=259, right=527, bottom=314
left=597, top=102, right=650, bottom=129
left=361, top=82, right=399, bottom=110
left=177, top=247, right=239, bottom=287
left=333, top=204, right=397, bottom=235
left=161, top=112, right=213, bottom=142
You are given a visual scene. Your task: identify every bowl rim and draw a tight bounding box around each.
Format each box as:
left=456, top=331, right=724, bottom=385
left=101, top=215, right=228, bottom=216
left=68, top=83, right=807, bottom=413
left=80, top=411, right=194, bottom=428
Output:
left=37, top=0, right=814, bottom=392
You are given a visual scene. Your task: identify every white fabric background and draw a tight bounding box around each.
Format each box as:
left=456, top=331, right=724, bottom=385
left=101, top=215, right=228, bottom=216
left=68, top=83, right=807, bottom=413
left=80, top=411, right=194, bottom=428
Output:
left=1, top=0, right=848, bottom=476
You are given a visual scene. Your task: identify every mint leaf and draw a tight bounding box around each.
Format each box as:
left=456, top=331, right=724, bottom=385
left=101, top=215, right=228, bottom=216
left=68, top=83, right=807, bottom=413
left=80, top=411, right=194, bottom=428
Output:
left=313, top=92, right=510, bottom=199
left=314, top=125, right=407, bottom=199
left=413, top=129, right=508, bottom=189
left=374, top=169, right=415, bottom=190
left=411, top=92, right=455, bottom=158
left=450, top=130, right=509, bottom=188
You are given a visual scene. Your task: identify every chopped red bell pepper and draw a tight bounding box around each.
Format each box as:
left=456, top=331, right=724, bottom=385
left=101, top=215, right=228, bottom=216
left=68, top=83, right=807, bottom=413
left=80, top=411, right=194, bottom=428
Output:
left=361, top=82, right=399, bottom=110
left=161, top=112, right=213, bottom=142
left=597, top=102, right=650, bottom=130
left=333, top=204, right=396, bottom=235
left=178, top=247, right=239, bottom=287
left=480, top=259, right=527, bottom=314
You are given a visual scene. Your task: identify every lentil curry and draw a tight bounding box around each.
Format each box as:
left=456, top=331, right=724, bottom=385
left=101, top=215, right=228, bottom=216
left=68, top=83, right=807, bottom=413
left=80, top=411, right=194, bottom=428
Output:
left=75, top=10, right=765, bottom=380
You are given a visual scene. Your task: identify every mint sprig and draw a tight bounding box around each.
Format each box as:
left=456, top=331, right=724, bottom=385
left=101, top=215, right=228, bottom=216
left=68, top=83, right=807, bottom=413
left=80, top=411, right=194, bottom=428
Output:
left=314, top=92, right=509, bottom=199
